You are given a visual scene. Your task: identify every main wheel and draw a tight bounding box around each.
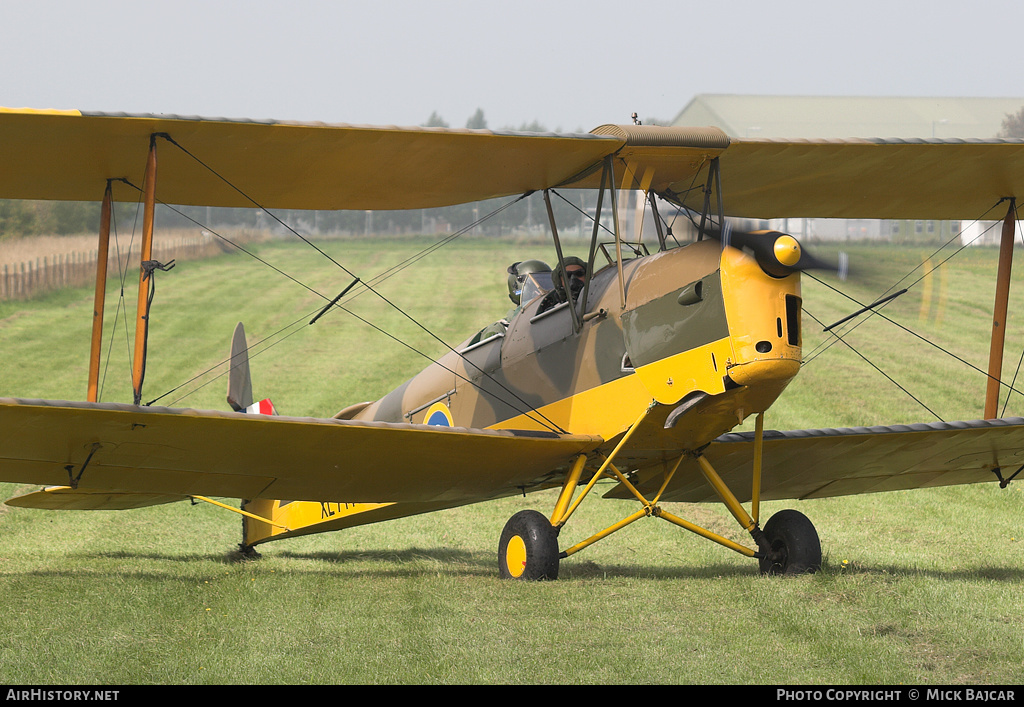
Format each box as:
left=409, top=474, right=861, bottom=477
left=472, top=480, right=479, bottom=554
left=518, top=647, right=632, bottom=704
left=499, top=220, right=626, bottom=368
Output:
left=498, top=510, right=560, bottom=580
left=758, top=509, right=821, bottom=575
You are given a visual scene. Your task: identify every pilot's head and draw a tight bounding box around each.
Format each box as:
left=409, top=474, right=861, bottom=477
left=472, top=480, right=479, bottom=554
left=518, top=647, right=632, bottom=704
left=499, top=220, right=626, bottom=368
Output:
left=507, top=259, right=552, bottom=305
left=553, top=256, right=587, bottom=293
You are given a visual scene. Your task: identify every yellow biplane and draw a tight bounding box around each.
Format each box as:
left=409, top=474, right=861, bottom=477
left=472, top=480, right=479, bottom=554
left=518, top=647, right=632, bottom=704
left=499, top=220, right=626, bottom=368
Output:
left=2, top=107, right=1024, bottom=579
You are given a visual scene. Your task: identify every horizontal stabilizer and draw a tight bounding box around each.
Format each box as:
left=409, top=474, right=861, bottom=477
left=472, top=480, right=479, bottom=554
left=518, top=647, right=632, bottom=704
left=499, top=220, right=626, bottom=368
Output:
left=6, top=486, right=187, bottom=510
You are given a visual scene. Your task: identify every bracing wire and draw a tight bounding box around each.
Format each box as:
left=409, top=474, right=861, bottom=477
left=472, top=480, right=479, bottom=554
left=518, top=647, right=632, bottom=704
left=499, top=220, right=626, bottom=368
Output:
left=115, top=176, right=567, bottom=432
left=801, top=308, right=943, bottom=422
left=146, top=203, right=566, bottom=432
left=798, top=199, right=1024, bottom=420
left=805, top=271, right=1024, bottom=402
left=98, top=177, right=147, bottom=402
left=802, top=202, right=1005, bottom=366
left=149, top=138, right=570, bottom=432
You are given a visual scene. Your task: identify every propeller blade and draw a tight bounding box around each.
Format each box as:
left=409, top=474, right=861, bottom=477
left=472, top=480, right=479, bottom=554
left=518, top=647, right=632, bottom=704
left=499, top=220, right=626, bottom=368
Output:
left=704, top=226, right=844, bottom=278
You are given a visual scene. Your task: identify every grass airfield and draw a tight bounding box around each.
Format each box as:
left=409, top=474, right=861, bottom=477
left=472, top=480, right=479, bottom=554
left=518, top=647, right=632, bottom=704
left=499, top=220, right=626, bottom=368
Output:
left=0, top=235, right=1022, bottom=684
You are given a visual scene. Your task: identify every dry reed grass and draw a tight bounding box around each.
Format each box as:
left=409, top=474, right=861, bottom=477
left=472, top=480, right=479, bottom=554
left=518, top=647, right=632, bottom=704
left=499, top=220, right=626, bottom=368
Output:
left=0, top=228, right=269, bottom=266
left=0, top=228, right=272, bottom=300
left=0, top=229, right=193, bottom=266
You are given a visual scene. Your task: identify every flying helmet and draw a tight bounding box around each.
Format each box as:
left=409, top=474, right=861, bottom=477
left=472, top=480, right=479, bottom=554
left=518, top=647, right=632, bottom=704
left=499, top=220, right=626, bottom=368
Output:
left=507, top=259, right=552, bottom=305
left=552, top=256, right=587, bottom=294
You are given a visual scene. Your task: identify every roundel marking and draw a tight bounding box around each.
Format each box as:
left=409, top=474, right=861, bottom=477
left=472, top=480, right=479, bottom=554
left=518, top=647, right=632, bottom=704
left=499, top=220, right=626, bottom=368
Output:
left=425, top=402, right=454, bottom=427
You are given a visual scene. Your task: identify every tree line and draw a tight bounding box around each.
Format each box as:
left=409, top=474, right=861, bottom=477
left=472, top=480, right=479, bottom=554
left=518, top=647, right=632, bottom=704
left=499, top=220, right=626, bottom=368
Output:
left=999, top=107, right=1024, bottom=138
left=0, top=193, right=606, bottom=242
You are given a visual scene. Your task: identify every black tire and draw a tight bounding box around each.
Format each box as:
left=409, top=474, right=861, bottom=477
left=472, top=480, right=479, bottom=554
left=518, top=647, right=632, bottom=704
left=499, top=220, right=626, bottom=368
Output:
left=758, top=509, right=821, bottom=575
left=498, top=510, right=560, bottom=580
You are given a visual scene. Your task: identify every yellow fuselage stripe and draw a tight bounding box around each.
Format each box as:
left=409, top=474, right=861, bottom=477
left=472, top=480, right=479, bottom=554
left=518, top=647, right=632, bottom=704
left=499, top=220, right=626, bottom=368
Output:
left=489, top=337, right=732, bottom=440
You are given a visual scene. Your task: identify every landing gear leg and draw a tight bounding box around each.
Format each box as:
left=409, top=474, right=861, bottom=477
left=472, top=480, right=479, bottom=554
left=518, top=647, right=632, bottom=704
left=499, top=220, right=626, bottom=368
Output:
left=498, top=510, right=560, bottom=580
left=695, top=413, right=822, bottom=576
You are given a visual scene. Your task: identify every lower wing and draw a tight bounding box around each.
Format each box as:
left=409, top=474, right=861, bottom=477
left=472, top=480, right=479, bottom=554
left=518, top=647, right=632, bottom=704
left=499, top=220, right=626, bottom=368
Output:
left=0, top=397, right=601, bottom=505
left=605, top=417, right=1024, bottom=502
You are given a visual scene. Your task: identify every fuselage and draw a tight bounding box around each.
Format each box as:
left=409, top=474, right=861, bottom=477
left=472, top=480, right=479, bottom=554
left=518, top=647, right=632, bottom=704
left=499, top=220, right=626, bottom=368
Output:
left=350, top=239, right=802, bottom=453
left=245, top=238, right=804, bottom=546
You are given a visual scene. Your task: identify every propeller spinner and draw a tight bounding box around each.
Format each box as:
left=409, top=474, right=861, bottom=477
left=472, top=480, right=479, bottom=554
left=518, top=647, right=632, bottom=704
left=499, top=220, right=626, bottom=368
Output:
left=710, top=226, right=844, bottom=279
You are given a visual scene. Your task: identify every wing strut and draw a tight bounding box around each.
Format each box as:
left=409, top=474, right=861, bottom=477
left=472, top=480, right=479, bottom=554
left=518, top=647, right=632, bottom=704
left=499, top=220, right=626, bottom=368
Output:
left=190, top=495, right=292, bottom=532
left=86, top=181, right=113, bottom=402
left=695, top=157, right=726, bottom=243
left=580, top=158, right=609, bottom=316
left=607, top=156, right=626, bottom=310
left=648, top=191, right=667, bottom=252
left=131, top=135, right=159, bottom=405
left=543, top=190, right=582, bottom=334
left=985, top=199, right=1018, bottom=419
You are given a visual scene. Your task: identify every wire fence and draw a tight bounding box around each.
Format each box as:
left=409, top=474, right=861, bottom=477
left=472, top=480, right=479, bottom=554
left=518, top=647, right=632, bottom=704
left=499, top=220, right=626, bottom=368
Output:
left=0, top=235, right=225, bottom=300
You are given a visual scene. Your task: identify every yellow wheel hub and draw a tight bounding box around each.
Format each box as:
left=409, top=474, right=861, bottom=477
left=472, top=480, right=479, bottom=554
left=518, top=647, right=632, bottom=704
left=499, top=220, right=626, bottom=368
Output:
left=505, top=534, right=527, bottom=578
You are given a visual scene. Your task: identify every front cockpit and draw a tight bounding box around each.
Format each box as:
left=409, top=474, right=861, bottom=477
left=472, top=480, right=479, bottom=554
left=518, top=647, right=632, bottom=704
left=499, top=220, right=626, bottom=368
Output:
left=517, top=270, right=554, bottom=308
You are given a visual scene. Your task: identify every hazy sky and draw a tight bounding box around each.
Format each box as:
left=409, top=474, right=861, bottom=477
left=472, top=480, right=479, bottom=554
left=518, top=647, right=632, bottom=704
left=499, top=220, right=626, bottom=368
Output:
left=3, top=1, right=1022, bottom=132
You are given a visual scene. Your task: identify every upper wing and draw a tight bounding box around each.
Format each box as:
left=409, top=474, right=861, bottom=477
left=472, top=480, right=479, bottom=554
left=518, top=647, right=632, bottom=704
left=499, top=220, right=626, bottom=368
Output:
left=0, top=108, right=622, bottom=210
left=604, top=418, right=1024, bottom=503
left=6, top=110, right=1024, bottom=219
left=0, top=398, right=601, bottom=504
left=565, top=127, right=1024, bottom=220
left=696, top=138, right=1024, bottom=220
